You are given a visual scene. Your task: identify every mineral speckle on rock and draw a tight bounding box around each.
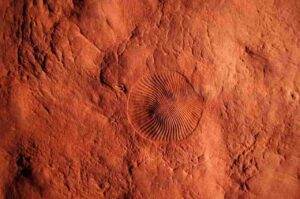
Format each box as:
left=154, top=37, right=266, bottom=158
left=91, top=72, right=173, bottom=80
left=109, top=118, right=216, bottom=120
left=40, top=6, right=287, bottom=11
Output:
left=0, top=0, right=299, bottom=198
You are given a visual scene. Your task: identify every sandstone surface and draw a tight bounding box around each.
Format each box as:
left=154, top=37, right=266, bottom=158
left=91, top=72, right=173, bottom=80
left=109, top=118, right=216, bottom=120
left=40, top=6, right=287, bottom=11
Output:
left=0, top=0, right=299, bottom=198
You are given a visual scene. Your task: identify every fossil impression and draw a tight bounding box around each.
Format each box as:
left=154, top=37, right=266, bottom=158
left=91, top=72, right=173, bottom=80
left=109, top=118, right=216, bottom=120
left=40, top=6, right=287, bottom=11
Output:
left=127, top=71, right=202, bottom=141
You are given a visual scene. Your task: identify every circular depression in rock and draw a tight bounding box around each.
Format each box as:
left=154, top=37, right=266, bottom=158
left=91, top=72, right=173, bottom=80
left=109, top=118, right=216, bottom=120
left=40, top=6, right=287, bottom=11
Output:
left=127, top=71, right=202, bottom=141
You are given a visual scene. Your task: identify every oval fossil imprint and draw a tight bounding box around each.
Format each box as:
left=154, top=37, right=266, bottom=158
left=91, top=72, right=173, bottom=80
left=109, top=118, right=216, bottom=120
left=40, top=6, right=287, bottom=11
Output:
left=127, top=71, right=203, bottom=141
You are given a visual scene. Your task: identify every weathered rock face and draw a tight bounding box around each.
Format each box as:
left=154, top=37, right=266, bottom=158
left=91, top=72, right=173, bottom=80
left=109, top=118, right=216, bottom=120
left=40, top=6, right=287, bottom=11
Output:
left=0, top=0, right=299, bottom=198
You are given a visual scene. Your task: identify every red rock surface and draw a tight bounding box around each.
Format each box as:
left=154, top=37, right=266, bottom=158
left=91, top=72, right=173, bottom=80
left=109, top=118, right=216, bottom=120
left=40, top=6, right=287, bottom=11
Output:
left=0, top=0, right=299, bottom=198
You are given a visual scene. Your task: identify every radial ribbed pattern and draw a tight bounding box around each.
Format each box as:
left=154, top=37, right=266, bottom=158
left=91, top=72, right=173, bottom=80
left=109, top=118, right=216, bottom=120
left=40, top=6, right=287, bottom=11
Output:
left=127, top=71, right=202, bottom=141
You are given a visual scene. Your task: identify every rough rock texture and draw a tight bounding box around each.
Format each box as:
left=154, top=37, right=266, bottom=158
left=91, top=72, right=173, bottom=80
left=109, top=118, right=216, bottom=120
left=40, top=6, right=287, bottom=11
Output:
left=0, top=0, right=299, bottom=198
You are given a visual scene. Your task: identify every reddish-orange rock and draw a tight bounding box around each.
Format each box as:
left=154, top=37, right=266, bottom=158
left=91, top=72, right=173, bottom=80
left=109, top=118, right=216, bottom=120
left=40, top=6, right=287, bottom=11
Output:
left=0, top=0, right=299, bottom=198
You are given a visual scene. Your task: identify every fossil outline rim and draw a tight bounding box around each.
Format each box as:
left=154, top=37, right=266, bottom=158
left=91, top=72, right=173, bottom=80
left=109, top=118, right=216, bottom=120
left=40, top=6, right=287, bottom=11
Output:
left=127, top=71, right=202, bottom=142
